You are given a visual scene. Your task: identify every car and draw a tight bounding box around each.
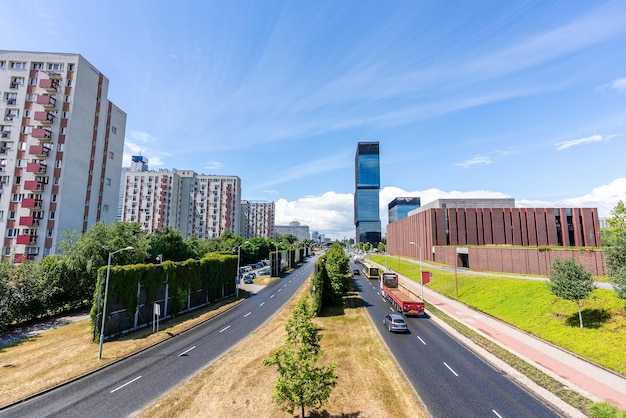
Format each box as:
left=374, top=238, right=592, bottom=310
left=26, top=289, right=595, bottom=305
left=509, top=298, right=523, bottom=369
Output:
left=243, top=273, right=255, bottom=284
left=353, top=269, right=360, bottom=275
left=383, top=314, right=408, bottom=333
left=258, top=268, right=270, bottom=276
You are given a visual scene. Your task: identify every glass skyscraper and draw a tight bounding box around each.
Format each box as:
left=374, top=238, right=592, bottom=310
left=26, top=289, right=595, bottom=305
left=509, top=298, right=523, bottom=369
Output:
left=354, top=142, right=381, bottom=245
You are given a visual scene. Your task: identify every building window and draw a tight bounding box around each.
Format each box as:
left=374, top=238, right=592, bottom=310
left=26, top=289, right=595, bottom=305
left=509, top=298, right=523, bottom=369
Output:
left=29, top=78, right=37, bottom=86
left=55, top=160, right=62, bottom=168
left=66, top=80, right=72, bottom=87
left=109, top=152, right=114, bottom=159
left=10, top=62, right=26, bottom=69
left=62, top=111, right=69, bottom=118
left=51, top=194, right=57, bottom=202
left=111, top=126, right=117, bottom=134
left=103, top=204, right=108, bottom=212
left=47, top=63, right=64, bottom=71
left=7, top=229, right=15, bottom=237
left=60, top=127, right=67, bottom=134
left=47, top=229, right=53, bottom=238
left=65, top=95, right=71, bottom=102
left=14, top=177, right=20, bottom=185
left=32, top=62, right=43, bottom=70
left=49, top=211, right=55, bottom=220
left=105, top=177, right=111, bottom=185
left=68, top=63, right=75, bottom=71
left=9, top=211, right=15, bottom=219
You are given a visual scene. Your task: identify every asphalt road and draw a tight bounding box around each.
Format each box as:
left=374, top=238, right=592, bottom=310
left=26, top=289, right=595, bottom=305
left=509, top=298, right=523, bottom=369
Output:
left=0, top=258, right=317, bottom=418
left=353, top=262, right=560, bottom=418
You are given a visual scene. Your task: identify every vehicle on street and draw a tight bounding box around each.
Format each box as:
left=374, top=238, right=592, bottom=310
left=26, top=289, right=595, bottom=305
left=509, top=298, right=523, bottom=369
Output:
left=243, top=273, right=255, bottom=284
left=353, top=269, right=360, bottom=275
left=383, top=313, right=408, bottom=333
left=381, top=272, right=425, bottom=316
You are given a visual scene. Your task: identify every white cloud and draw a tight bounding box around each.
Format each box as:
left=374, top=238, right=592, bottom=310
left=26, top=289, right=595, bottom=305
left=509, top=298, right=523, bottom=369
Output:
left=275, top=180, right=626, bottom=240
left=456, top=155, right=492, bottom=168
left=128, top=130, right=158, bottom=143
left=204, top=161, right=223, bottom=171
left=610, top=77, right=626, bottom=91
left=554, top=134, right=616, bottom=150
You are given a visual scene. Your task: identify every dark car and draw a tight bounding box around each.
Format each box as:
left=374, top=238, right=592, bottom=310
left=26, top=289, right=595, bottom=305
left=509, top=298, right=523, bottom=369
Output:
left=243, top=273, right=255, bottom=284
left=353, top=269, right=360, bottom=275
left=383, top=314, right=408, bottom=333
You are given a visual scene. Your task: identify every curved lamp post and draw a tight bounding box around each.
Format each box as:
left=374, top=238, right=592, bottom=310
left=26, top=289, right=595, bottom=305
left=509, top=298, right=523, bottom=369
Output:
left=409, top=241, right=424, bottom=300
left=234, top=241, right=249, bottom=298
left=99, top=245, right=134, bottom=360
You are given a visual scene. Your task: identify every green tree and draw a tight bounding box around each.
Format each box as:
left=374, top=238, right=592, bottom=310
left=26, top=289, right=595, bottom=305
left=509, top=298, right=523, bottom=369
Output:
left=324, top=242, right=351, bottom=304
left=146, top=227, right=189, bottom=262
left=548, top=257, right=596, bottom=328
left=264, top=299, right=337, bottom=418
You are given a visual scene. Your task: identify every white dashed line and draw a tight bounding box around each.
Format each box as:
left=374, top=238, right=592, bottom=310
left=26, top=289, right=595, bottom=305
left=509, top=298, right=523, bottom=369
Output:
left=219, top=325, right=231, bottom=333
left=111, top=376, right=142, bottom=393
left=178, top=346, right=196, bottom=356
left=443, top=362, right=459, bottom=377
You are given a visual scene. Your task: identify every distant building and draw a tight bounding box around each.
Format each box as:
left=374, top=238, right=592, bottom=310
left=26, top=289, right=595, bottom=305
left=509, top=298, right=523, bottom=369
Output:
left=0, top=50, right=126, bottom=262
left=388, top=197, right=421, bottom=224
left=121, top=168, right=241, bottom=239
left=240, top=200, right=275, bottom=238
left=354, top=141, right=381, bottom=245
left=274, top=221, right=310, bottom=241
left=387, top=198, right=603, bottom=274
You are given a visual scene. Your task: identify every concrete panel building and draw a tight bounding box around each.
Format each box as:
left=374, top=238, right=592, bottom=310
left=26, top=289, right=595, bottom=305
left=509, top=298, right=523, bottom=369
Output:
left=274, top=220, right=310, bottom=241
left=121, top=167, right=241, bottom=239
left=240, top=200, right=275, bottom=238
left=0, top=51, right=126, bottom=262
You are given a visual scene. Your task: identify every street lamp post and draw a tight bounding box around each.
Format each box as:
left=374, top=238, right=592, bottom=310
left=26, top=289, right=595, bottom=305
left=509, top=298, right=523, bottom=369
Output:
left=409, top=241, right=424, bottom=300
left=235, top=241, right=249, bottom=298
left=99, top=246, right=134, bottom=360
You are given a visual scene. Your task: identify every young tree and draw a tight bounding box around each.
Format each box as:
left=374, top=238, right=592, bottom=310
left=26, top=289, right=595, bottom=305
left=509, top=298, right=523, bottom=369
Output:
left=548, top=257, right=595, bottom=328
left=324, top=242, right=351, bottom=304
left=264, top=299, right=337, bottom=418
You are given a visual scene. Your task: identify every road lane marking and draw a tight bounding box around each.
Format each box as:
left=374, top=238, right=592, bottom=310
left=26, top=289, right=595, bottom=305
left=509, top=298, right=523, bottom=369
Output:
left=260, top=302, right=265, bottom=306
left=389, top=307, right=395, bottom=312
left=219, top=325, right=231, bottom=333
left=283, top=284, right=287, bottom=287
left=416, top=336, right=426, bottom=345
left=271, top=295, right=275, bottom=298
left=111, top=376, right=142, bottom=393
left=492, top=410, right=503, bottom=418
left=244, top=312, right=251, bottom=317
left=278, top=289, right=282, bottom=292
left=178, top=346, right=196, bottom=357
left=443, top=362, right=459, bottom=376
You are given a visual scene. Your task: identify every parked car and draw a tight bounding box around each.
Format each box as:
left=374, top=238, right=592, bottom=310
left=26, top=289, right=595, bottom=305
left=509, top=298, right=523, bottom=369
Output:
left=258, top=268, right=270, bottom=276
left=383, top=314, right=408, bottom=333
left=243, top=273, right=255, bottom=284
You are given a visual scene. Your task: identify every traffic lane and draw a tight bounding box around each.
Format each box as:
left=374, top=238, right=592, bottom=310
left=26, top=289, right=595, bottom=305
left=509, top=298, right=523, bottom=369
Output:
left=354, top=275, right=558, bottom=418
left=1, top=259, right=317, bottom=418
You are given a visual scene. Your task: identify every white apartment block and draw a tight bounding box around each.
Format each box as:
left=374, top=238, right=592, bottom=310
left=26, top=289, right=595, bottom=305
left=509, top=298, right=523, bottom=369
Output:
left=0, top=51, right=126, bottom=262
left=121, top=168, right=241, bottom=239
left=240, top=200, right=275, bottom=238
left=274, top=221, right=310, bottom=241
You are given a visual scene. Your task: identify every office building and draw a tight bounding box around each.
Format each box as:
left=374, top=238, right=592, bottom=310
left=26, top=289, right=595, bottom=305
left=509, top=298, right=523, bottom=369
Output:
left=240, top=200, right=275, bottom=238
left=354, top=141, right=381, bottom=245
left=274, top=220, right=310, bottom=241
left=121, top=168, right=241, bottom=239
left=388, top=197, right=421, bottom=224
left=0, top=51, right=126, bottom=262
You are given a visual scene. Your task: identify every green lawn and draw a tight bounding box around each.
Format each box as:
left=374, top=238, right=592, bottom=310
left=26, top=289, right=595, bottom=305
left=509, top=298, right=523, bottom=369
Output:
left=370, top=254, right=626, bottom=376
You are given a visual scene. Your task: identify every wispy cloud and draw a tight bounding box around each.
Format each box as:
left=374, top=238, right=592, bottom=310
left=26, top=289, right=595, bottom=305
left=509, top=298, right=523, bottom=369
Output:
left=455, top=150, right=510, bottom=168
left=204, top=161, right=223, bottom=171
left=611, top=77, right=626, bottom=91
left=554, top=134, right=617, bottom=151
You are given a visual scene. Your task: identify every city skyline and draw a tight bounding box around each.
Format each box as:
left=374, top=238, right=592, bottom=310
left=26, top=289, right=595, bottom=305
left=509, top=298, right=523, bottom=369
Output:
left=4, top=1, right=626, bottom=240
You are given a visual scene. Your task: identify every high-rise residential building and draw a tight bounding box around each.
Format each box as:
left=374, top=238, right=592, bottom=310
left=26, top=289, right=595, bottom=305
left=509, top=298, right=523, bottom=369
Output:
left=240, top=200, right=275, bottom=238
left=388, top=197, right=421, bottom=224
left=121, top=167, right=241, bottom=239
left=274, top=221, right=310, bottom=241
left=0, top=51, right=126, bottom=262
left=354, top=141, right=381, bottom=245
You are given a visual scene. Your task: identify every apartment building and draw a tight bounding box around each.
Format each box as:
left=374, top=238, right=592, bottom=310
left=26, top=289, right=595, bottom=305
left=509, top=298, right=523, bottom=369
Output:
left=274, top=220, right=310, bottom=241
left=240, top=200, right=275, bottom=238
left=121, top=167, right=241, bottom=239
left=0, top=51, right=126, bottom=262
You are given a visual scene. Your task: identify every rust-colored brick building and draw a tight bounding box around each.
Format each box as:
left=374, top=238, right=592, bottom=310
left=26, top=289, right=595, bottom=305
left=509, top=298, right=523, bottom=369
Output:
left=387, top=199, right=605, bottom=276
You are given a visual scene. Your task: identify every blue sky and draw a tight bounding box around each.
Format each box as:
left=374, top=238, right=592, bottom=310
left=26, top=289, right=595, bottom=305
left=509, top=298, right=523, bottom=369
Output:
left=4, top=0, right=626, bottom=240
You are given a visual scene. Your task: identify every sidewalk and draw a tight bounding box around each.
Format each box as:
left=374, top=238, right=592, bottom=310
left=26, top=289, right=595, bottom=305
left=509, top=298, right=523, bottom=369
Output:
left=392, top=268, right=626, bottom=412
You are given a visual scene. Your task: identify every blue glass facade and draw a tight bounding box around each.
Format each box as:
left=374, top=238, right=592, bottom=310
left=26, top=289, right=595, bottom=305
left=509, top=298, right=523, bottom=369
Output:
left=388, top=197, right=421, bottom=224
left=354, top=142, right=381, bottom=245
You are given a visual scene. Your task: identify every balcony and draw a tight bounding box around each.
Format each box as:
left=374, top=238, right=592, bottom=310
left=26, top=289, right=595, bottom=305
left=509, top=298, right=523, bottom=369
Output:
left=39, top=78, right=59, bottom=92
left=24, top=180, right=46, bottom=192
left=16, top=234, right=38, bottom=245
left=29, top=144, right=51, bottom=157
left=34, top=111, right=55, bottom=125
left=1, top=130, right=11, bottom=139
left=27, top=162, right=47, bottom=174
left=36, top=95, right=57, bottom=109
left=21, top=198, right=43, bottom=209
left=4, top=113, right=17, bottom=122
left=19, top=216, right=41, bottom=227
left=32, top=128, right=52, bottom=141
left=6, top=98, right=17, bottom=105
left=0, top=146, right=10, bottom=155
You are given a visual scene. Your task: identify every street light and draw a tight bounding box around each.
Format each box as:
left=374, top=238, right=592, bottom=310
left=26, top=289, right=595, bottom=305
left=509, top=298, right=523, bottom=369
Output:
left=234, top=241, right=249, bottom=298
left=99, top=245, right=134, bottom=360
left=409, top=242, right=424, bottom=300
